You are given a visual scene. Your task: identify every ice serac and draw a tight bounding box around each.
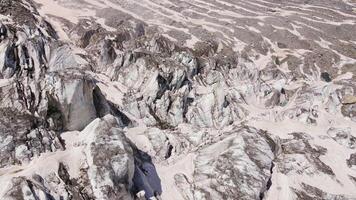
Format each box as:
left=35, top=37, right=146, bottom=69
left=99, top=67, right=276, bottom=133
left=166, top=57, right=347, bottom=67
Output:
left=46, top=73, right=98, bottom=131
left=1, top=0, right=356, bottom=199
left=0, top=115, right=134, bottom=200
left=191, top=127, right=275, bottom=200
left=84, top=115, right=134, bottom=200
